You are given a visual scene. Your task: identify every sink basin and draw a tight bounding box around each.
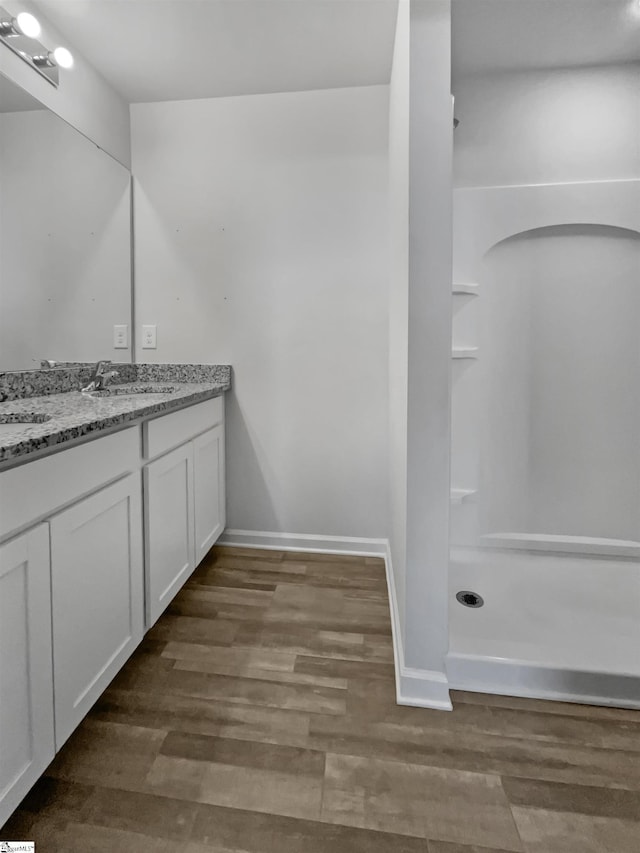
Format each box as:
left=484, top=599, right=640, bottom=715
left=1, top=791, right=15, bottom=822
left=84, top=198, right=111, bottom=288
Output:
left=0, top=412, right=52, bottom=437
left=0, top=412, right=52, bottom=425
left=87, top=384, right=180, bottom=398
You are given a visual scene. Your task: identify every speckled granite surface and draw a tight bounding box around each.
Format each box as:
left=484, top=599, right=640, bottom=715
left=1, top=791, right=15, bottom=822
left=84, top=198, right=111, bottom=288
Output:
left=0, top=365, right=99, bottom=402
left=134, top=364, right=231, bottom=384
left=0, top=362, right=232, bottom=402
left=0, top=364, right=231, bottom=465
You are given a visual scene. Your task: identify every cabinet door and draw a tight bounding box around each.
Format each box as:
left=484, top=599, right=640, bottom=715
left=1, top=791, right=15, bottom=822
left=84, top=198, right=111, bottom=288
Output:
left=144, top=442, right=195, bottom=628
left=193, top=424, right=226, bottom=566
left=0, top=524, right=54, bottom=827
left=50, top=473, right=144, bottom=749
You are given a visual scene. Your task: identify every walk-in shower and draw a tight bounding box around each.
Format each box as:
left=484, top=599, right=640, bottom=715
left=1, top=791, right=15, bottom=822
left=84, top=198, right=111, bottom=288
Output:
left=447, top=181, right=640, bottom=709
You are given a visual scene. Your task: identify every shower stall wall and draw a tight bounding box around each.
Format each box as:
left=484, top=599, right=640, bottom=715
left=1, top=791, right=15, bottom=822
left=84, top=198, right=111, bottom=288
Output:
left=447, top=179, right=640, bottom=708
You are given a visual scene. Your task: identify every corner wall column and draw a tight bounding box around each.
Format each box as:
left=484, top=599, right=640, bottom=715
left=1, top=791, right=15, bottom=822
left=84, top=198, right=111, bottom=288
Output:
left=403, top=0, right=453, bottom=707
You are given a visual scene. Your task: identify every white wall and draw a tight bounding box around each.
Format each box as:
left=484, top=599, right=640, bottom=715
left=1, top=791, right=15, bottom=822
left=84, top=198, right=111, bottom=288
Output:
left=479, top=247, right=531, bottom=534
left=404, top=0, right=452, bottom=682
left=481, top=225, right=640, bottom=542
left=386, top=0, right=453, bottom=708
left=0, top=108, right=131, bottom=369
left=0, top=0, right=130, bottom=166
left=451, top=60, right=640, bottom=554
left=451, top=179, right=640, bottom=548
left=132, top=85, right=389, bottom=539
left=388, top=0, right=409, bottom=640
left=453, top=63, right=640, bottom=187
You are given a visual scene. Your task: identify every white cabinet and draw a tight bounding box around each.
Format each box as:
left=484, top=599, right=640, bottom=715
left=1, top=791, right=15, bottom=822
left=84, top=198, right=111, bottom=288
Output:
left=0, top=525, right=55, bottom=827
left=144, top=443, right=195, bottom=628
left=145, top=421, right=225, bottom=628
left=50, top=473, right=144, bottom=748
left=0, top=393, right=226, bottom=824
left=194, top=423, right=226, bottom=565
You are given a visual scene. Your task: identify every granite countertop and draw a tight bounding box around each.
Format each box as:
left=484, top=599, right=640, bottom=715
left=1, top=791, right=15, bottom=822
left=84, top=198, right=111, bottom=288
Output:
left=0, top=364, right=231, bottom=466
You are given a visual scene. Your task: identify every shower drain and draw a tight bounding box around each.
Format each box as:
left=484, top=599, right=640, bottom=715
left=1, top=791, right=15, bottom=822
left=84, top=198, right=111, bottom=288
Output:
left=456, top=590, right=484, bottom=608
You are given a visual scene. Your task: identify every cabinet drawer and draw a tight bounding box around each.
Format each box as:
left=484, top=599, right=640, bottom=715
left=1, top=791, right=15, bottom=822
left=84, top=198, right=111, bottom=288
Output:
left=0, top=427, right=140, bottom=541
left=143, top=396, right=224, bottom=461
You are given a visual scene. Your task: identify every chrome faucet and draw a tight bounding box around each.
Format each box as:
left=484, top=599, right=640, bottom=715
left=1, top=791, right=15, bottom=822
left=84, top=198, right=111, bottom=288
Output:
left=81, top=360, right=119, bottom=392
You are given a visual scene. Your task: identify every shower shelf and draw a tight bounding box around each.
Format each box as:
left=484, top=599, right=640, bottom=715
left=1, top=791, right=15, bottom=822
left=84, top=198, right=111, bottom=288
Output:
left=453, top=283, right=479, bottom=296
left=450, top=488, right=477, bottom=504
left=452, top=347, right=479, bottom=359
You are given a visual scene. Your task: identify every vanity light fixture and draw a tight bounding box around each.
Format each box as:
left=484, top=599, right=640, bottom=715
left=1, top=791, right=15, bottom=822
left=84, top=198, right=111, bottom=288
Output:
left=31, top=51, right=54, bottom=67
left=0, top=4, right=72, bottom=86
left=0, top=11, right=41, bottom=38
left=33, top=46, right=73, bottom=69
left=52, top=45, right=73, bottom=68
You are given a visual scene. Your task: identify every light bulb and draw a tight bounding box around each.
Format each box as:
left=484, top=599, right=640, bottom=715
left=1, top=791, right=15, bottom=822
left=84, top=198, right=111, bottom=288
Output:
left=53, top=46, right=73, bottom=68
left=16, top=12, right=41, bottom=38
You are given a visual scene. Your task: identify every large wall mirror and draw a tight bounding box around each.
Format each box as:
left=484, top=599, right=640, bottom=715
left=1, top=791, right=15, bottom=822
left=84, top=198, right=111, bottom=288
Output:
left=0, top=73, right=132, bottom=371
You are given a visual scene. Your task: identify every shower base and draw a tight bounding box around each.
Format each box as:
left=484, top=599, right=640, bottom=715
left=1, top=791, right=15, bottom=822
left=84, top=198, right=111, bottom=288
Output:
left=447, top=545, right=640, bottom=709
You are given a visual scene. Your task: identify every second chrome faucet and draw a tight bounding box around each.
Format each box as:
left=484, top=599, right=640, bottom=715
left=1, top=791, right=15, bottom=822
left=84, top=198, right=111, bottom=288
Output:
left=81, top=360, right=119, bottom=392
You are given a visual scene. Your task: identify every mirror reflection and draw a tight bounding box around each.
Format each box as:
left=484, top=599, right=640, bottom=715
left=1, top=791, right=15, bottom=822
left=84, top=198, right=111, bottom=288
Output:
left=0, top=73, right=131, bottom=371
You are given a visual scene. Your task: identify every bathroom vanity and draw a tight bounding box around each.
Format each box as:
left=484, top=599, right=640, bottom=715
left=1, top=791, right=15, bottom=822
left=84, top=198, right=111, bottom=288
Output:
left=0, top=364, right=230, bottom=825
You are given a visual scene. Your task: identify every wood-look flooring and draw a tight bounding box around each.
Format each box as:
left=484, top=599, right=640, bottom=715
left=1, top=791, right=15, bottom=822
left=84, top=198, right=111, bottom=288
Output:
left=3, top=546, right=640, bottom=852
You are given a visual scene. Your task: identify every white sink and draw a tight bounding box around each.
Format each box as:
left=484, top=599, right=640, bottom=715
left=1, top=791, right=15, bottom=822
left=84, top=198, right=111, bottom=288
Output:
left=0, top=413, right=52, bottom=436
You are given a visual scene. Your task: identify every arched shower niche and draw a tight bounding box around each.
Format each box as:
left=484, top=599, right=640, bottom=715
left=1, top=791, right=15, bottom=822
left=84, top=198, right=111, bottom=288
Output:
left=482, top=223, right=640, bottom=545
left=447, top=179, right=640, bottom=709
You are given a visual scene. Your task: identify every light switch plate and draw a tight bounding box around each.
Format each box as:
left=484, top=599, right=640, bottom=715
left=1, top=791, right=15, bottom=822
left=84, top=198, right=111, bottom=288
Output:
left=113, top=324, right=128, bottom=349
left=142, top=324, right=157, bottom=349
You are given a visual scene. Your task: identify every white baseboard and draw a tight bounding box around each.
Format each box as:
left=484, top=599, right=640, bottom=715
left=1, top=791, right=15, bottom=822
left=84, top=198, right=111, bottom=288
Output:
left=447, top=653, right=640, bottom=711
left=383, top=542, right=453, bottom=711
left=217, top=528, right=388, bottom=558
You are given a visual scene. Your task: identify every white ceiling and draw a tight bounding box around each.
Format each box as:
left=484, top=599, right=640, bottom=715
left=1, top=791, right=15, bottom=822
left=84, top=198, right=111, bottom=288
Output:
left=452, top=0, right=640, bottom=80
left=31, top=0, right=399, bottom=104
left=28, top=0, right=640, bottom=104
